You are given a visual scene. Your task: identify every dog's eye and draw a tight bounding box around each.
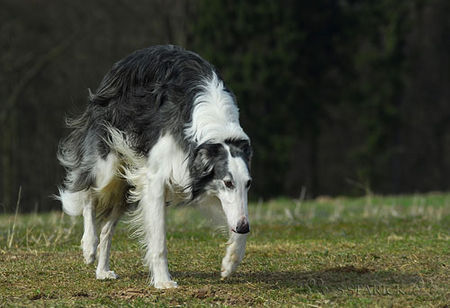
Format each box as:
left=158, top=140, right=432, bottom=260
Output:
left=224, top=180, right=235, bottom=189
left=246, top=179, right=252, bottom=189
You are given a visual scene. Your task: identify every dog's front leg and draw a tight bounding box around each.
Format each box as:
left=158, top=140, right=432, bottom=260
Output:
left=141, top=180, right=177, bottom=289
left=221, top=232, right=248, bottom=278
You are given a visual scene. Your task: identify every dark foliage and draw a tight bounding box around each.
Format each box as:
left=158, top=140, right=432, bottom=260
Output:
left=1, top=0, right=449, bottom=211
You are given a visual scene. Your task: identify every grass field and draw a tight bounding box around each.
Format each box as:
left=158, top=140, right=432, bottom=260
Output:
left=1, top=193, right=449, bottom=307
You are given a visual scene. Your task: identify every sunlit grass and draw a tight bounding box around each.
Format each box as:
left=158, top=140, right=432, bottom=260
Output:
left=0, top=193, right=449, bottom=306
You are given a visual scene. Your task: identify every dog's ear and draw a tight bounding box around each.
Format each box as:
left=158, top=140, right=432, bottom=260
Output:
left=226, top=139, right=253, bottom=166
left=190, top=143, right=224, bottom=199
left=191, top=143, right=223, bottom=178
left=236, top=139, right=252, bottom=162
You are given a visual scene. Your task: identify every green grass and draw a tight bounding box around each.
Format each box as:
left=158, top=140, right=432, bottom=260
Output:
left=1, top=193, right=449, bottom=307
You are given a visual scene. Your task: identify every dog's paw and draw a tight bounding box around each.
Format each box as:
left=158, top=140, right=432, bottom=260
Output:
left=221, top=253, right=238, bottom=279
left=96, top=270, right=119, bottom=280
left=81, top=238, right=97, bottom=265
left=154, top=280, right=178, bottom=289
left=221, top=265, right=234, bottom=279
left=83, top=252, right=95, bottom=265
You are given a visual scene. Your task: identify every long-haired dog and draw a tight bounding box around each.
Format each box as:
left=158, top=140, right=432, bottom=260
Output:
left=57, top=45, right=252, bottom=289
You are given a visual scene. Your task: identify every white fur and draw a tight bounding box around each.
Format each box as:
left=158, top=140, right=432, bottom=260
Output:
left=217, top=144, right=251, bottom=229
left=94, top=153, right=120, bottom=189
left=90, top=154, right=126, bottom=279
left=221, top=233, right=248, bottom=278
left=81, top=196, right=97, bottom=265
left=216, top=146, right=251, bottom=278
left=96, top=205, right=121, bottom=280
left=60, top=75, right=251, bottom=289
left=185, top=73, right=249, bottom=144
left=114, top=134, right=190, bottom=288
left=59, top=189, right=89, bottom=216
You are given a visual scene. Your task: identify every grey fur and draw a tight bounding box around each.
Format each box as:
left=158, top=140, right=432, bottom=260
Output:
left=58, top=45, right=251, bottom=200
left=58, top=45, right=253, bottom=286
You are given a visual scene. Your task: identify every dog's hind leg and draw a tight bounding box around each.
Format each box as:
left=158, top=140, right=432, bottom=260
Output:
left=96, top=205, right=121, bottom=280
left=221, top=232, right=248, bottom=279
left=81, top=193, right=98, bottom=265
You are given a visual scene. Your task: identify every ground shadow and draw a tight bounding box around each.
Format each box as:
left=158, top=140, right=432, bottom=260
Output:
left=172, top=265, right=423, bottom=292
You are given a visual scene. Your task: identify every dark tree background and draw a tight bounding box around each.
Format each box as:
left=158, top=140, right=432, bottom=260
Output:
left=1, top=0, right=449, bottom=212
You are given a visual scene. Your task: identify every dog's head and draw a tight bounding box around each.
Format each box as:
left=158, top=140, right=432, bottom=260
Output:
left=190, top=139, right=252, bottom=234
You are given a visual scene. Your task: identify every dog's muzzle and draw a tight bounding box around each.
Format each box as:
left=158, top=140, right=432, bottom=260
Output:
left=234, top=217, right=250, bottom=234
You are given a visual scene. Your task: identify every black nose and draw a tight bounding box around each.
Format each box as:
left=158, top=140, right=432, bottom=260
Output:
left=235, top=217, right=250, bottom=234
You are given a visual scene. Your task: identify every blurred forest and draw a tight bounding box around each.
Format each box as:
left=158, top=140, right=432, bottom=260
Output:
left=1, top=0, right=449, bottom=212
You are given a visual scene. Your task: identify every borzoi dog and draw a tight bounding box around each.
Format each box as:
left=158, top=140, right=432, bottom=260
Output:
left=57, top=45, right=252, bottom=289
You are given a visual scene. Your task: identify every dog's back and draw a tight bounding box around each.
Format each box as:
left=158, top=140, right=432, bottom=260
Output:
left=58, top=45, right=216, bottom=216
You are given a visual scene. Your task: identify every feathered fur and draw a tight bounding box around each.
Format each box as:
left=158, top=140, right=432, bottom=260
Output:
left=57, top=45, right=252, bottom=288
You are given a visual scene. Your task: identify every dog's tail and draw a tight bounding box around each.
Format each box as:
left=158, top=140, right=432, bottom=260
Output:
left=57, top=106, right=100, bottom=216
left=56, top=188, right=89, bottom=216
